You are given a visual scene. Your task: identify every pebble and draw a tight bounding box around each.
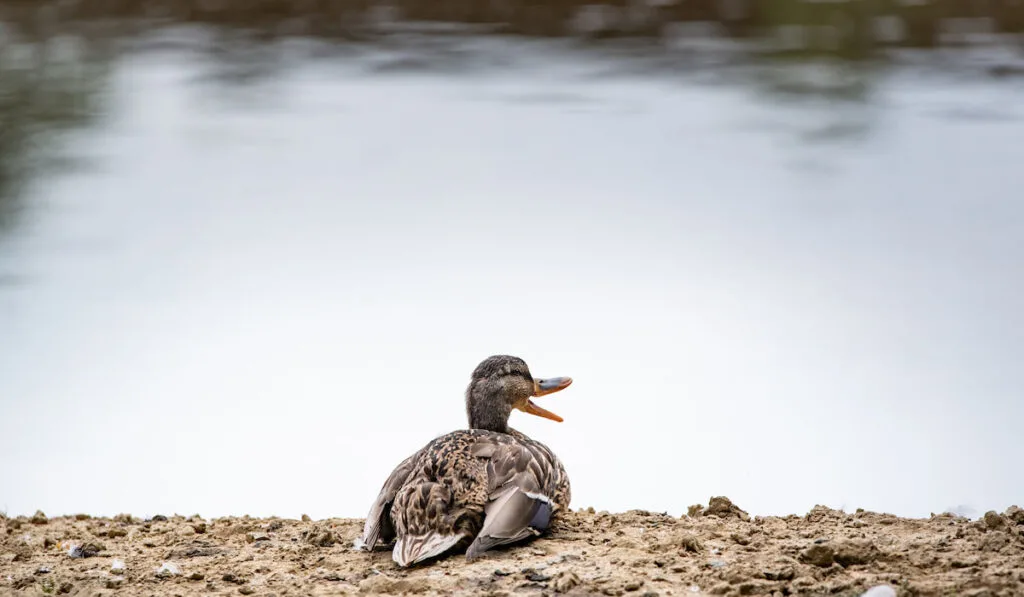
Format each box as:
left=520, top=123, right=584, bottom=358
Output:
left=703, top=497, right=750, bottom=521
left=552, top=571, right=580, bottom=593
left=30, top=511, right=48, bottom=525
left=189, top=572, right=205, bottom=581
left=860, top=586, right=897, bottom=597
left=151, top=515, right=168, bottom=522
left=799, top=544, right=835, bottom=567
left=106, top=577, right=124, bottom=589
left=301, top=514, right=312, bottom=522
left=301, top=527, right=335, bottom=547
left=156, top=562, right=181, bottom=577
left=110, top=559, right=126, bottom=573
left=678, top=533, right=704, bottom=553
left=67, top=542, right=104, bottom=558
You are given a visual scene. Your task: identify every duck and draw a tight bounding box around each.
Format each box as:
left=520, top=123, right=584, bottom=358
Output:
left=357, top=355, right=574, bottom=566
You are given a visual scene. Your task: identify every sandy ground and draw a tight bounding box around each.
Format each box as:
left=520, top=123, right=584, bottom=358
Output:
left=2, top=498, right=1023, bottom=597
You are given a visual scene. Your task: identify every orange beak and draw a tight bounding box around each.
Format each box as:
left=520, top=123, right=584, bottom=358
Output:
left=520, top=377, right=573, bottom=423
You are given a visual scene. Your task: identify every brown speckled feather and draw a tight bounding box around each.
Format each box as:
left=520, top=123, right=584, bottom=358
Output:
left=359, top=428, right=570, bottom=566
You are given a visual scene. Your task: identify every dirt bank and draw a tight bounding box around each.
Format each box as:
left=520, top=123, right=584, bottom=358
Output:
left=3, top=498, right=1023, bottom=597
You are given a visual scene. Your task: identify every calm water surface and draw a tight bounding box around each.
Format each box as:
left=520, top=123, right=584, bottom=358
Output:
left=1, top=26, right=1022, bottom=520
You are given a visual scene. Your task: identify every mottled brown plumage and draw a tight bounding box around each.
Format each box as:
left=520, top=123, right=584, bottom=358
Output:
left=357, top=355, right=573, bottom=566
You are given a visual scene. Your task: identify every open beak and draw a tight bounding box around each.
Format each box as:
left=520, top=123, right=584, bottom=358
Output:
left=521, top=377, right=573, bottom=423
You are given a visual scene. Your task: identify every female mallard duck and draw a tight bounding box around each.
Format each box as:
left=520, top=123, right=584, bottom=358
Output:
left=357, top=355, right=573, bottom=566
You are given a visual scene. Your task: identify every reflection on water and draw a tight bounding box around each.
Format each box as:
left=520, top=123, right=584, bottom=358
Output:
left=0, top=24, right=110, bottom=238
left=1, top=1, right=1024, bottom=519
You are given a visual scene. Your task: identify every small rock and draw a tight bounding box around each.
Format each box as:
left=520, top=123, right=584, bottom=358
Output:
left=799, top=544, right=835, bottom=567
left=687, top=504, right=704, bottom=517
left=678, top=533, right=704, bottom=553
left=192, top=523, right=207, bottom=534
left=106, top=527, right=128, bottom=538
left=624, top=580, right=644, bottom=592
left=222, top=573, right=246, bottom=584
left=68, top=542, right=105, bottom=558
left=707, top=559, right=727, bottom=568
left=730, top=532, right=750, bottom=546
left=703, top=497, right=750, bottom=521
left=113, top=514, right=134, bottom=524
left=35, top=566, right=51, bottom=575
left=1004, top=505, right=1024, bottom=525
left=522, top=568, right=551, bottom=582
left=983, top=511, right=1006, bottom=530
left=763, top=565, right=795, bottom=581
left=74, top=514, right=90, bottom=521
left=301, top=514, right=312, bottom=522
left=43, top=538, right=55, bottom=548
left=266, top=520, right=284, bottom=532
left=301, top=525, right=335, bottom=547
left=951, top=557, right=979, bottom=568
left=245, top=532, right=270, bottom=543
left=188, top=572, right=205, bottom=581
left=834, top=539, right=878, bottom=566
left=30, top=511, right=48, bottom=525
left=106, top=577, right=124, bottom=589
left=110, top=559, right=126, bottom=573
left=239, top=587, right=255, bottom=595
left=58, top=582, right=73, bottom=594
left=860, top=586, right=897, bottom=597
left=156, top=562, right=181, bottom=577
left=552, top=571, right=580, bottom=593
left=493, top=569, right=512, bottom=577
left=806, top=505, right=844, bottom=523
left=151, top=515, right=168, bottom=522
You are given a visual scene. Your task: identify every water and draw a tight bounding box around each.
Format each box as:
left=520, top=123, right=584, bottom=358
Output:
left=1, top=12, right=1023, bottom=521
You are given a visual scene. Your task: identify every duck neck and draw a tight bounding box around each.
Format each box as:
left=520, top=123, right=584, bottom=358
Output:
left=466, top=390, right=512, bottom=433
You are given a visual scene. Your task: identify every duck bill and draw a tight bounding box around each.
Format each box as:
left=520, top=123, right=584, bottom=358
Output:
left=523, top=377, right=573, bottom=423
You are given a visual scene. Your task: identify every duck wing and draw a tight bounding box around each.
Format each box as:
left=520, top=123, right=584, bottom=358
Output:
left=358, top=449, right=422, bottom=550
left=465, top=434, right=569, bottom=559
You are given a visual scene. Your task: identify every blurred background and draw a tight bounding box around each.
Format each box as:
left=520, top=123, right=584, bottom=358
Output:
left=1, top=0, right=1022, bottom=522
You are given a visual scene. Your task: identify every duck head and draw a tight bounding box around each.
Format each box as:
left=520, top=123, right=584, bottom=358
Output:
left=465, top=355, right=573, bottom=433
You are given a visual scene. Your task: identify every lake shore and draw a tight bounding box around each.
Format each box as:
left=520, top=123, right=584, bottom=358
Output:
left=2, top=498, right=1022, bottom=597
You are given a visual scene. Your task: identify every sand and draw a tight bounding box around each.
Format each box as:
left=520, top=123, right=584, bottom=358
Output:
left=3, top=498, right=1023, bottom=597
